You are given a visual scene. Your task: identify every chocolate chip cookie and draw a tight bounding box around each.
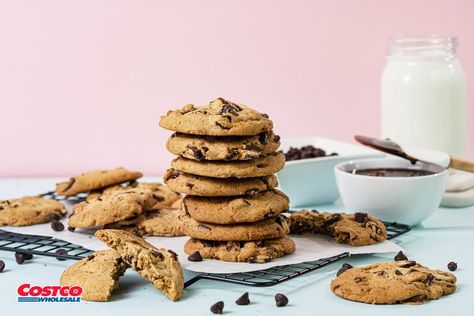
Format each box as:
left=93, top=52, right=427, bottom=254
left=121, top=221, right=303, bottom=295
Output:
left=330, top=260, right=457, bottom=304
left=171, top=152, right=285, bottom=178
left=184, top=236, right=295, bottom=263
left=179, top=214, right=289, bottom=241
left=288, top=210, right=387, bottom=246
left=182, top=189, right=289, bottom=224
left=95, top=229, right=184, bottom=301
left=69, top=190, right=156, bottom=228
left=87, top=182, right=181, bottom=210
left=159, top=98, right=273, bottom=136
left=163, top=169, right=278, bottom=196
left=56, top=167, right=142, bottom=196
left=60, top=250, right=128, bottom=302
left=166, top=131, right=280, bottom=161
left=0, top=196, right=66, bottom=227
left=136, top=209, right=184, bottom=237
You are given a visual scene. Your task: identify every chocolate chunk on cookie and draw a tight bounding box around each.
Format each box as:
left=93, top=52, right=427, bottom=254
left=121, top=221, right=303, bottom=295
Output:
left=171, top=152, right=285, bottom=178
left=288, top=210, right=387, bottom=246
left=179, top=214, right=289, bottom=241
left=69, top=190, right=156, bottom=228
left=95, top=229, right=184, bottom=301
left=60, top=250, right=128, bottom=301
left=56, top=167, right=142, bottom=196
left=166, top=131, right=280, bottom=161
left=136, top=209, right=184, bottom=237
left=163, top=169, right=278, bottom=196
left=183, top=189, right=289, bottom=224
left=0, top=196, right=66, bottom=227
left=159, top=98, right=273, bottom=136
left=184, top=236, right=295, bottom=263
left=330, top=261, right=457, bottom=304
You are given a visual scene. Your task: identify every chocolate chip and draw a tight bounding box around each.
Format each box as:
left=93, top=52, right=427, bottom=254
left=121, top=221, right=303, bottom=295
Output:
left=354, top=212, right=368, bottom=223
left=225, top=149, right=239, bottom=161
left=210, top=301, right=224, bottom=314
left=258, top=133, right=269, bottom=144
left=402, top=295, right=427, bottom=303
left=226, top=242, right=234, bottom=251
left=188, top=251, right=203, bottom=262
left=55, top=249, right=67, bottom=261
left=395, top=269, right=402, bottom=276
left=376, top=270, right=386, bottom=276
left=394, top=251, right=408, bottom=261
left=131, top=229, right=142, bottom=237
left=167, top=250, right=178, bottom=260
left=424, top=273, right=434, bottom=284
left=274, top=215, right=284, bottom=227
left=244, top=189, right=259, bottom=195
left=170, top=170, right=180, bottom=179
left=244, top=144, right=262, bottom=151
left=185, top=183, right=194, bottom=189
left=215, top=121, right=230, bottom=130
left=182, top=201, right=189, bottom=215
left=48, top=213, right=61, bottom=222
left=325, top=213, right=342, bottom=226
left=151, top=250, right=164, bottom=260
left=354, top=277, right=363, bottom=283
left=201, top=146, right=209, bottom=152
left=261, top=113, right=269, bottom=118
left=337, top=265, right=352, bottom=276
left=188, top=146, right=204, bottom=161
left=399, top=261, right=416, bottom=268
left=273, top=135, right=281, bottom=143
left=235, top=292, right=250, bottom=305
left=51, top=221, right=64, bottom=232
left=15, top=252, right=32, bottom=265
left=0, top=206, right=4, bottom=211
left=220, top=103, right=242, bottom=116
left=0, top=260, right=4, bottom=272
left=152, top=194, right=165, bottom=202
left=87, top=254, right=95, bottom=260
left=275, top=293, right=288, bottom=307
left=448, top=262, right=457, bottom=271
left=61, top=178, right=76, bottom=193
left=342, top=263, right=353, bottom=269
left=67, top=226, right=75, bottom=232
left=198, top=224, right=211, bottom=231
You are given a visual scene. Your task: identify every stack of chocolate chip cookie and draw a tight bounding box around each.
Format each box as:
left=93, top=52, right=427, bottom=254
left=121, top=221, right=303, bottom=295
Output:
left=160, top=98, right=296, bottom=263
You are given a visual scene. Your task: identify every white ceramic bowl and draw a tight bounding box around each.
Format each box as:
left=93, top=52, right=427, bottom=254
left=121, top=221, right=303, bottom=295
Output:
left=277, top=137, right=382, bottom=207
left=335, top=158, right=449, bottom=226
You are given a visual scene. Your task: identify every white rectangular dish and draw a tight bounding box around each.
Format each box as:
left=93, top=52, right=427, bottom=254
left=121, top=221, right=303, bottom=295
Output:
left=277, top=137, right=383, bottom=208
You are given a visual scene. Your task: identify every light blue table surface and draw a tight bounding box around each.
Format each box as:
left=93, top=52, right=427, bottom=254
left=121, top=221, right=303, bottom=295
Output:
left=0, top=178, right=473, bottom=316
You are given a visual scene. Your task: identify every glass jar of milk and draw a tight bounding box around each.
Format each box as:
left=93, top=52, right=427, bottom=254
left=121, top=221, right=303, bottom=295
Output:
left=381, top=37, right=467, bottom=156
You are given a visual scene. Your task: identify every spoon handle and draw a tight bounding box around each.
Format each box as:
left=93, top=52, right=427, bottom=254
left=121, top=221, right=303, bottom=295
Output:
left=449, top=156, right=474, bottom=173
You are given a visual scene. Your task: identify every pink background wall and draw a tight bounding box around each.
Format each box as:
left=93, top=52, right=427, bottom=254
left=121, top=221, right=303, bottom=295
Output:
left=0, top=0, right=473, bottom=177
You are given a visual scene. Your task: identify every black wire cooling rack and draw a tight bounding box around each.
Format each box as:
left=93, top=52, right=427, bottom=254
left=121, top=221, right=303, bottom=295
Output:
left=0, top=221, right=410, bottom=288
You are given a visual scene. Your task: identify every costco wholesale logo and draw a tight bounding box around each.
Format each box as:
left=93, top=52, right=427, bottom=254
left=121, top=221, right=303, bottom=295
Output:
left=17, top=284, right=82, bottom=303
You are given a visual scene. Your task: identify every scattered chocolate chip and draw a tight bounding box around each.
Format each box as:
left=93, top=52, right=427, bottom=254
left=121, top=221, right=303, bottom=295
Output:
left=61, top=178, right=76, bottom=193
left=337, top=265, right=352, bottom=276
left=399, top=261, right=417, bottom=268
left=448, top=262, right=457, bottom=271
left=325, top=213, right=342, bottom=226
left=244, top=144, right=262, bottom=151
left=15, top=252, right=32, bottom=265
left=225, top=149, right=239, bottom=161
left=258, top=133, right=269, bottom=144
left=152, top=194, right=165, bottom=202
left=48, top=213, right=61, bottom=222
left=402, top=294, right=427, bottom=303
left=67, top=226, right=75, bottom=232
left=0, top=260, right=5, bottom=272
left=55, top=249, right=68, bottom=261
left=188, top=251, right=203, bottom=262
left=188, top=146, right=204, bottom=161
left=210, top=301, right=224, bottom=314
left=394, top=251, right=408, bottom=261
left=281, top=145, right=337, bottom=161
left=354, top=212, right=368, bottom=223
left=342, top=263, right=353, bottom=269
left=51, top=221, right=64, bottom=232
left=235, top=292, right=250, bottom=305
left=198, top=224, right=211, bottom=231
left=275, top=293, right=288, bottom=307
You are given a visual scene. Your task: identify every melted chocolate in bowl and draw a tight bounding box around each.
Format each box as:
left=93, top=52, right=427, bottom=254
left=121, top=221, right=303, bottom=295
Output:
left=351, top=168, right=435, bottom=177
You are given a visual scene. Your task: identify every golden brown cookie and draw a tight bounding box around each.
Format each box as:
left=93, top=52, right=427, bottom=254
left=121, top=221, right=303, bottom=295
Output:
left=163, top=169, right=278, bottom=196
left=182, top=189, right=289, bottom=224
left=159, top=98, right=273, bottom=136
left=330, top=260, right=457, bottom=304
left=0, top=196, right=66, bottom=227
left=166, top=131, right=280, bottom=161
left=95, top=229, right=184, bottom=301
left=60, top=250, right=128, bottom=302
left=288, top=210, right=387, bottom=246
left=69, top=190, right=156, bottom=228
left=56, top=167, right=142, bottom=196
left=184, top=236, right=295, bottom=263
left=136, top=209, right=184, bottom=237
left=179, top=214, right=289, bottom=241
left=170, top=152, right=285, bottom=178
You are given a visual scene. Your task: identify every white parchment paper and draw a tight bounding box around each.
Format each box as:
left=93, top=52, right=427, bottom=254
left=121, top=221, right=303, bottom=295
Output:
left=2, top=201, right=404, bottom=273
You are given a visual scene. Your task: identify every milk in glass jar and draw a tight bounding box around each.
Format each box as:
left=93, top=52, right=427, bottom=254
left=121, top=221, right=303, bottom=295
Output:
left=381, top=37, right=467, bottom=156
